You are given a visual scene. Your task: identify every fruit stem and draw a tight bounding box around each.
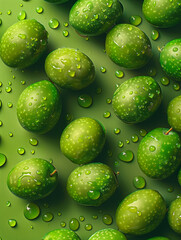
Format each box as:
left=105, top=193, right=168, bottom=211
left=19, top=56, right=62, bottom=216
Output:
left=50, top=169, right=57, bottom=177
left=165, top=127, right=173, bottom=135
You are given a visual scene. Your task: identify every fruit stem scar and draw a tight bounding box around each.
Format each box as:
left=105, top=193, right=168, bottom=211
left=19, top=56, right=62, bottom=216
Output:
left=165, top=127, right=173, bottom=135
left=50, top=169, right=57, bottom=177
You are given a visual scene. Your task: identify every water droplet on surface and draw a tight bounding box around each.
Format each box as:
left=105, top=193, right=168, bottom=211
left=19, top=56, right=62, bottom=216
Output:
left=96, top=87, right=102, bottom=94
left=0, top=19, right=2, bottom=26
left=9, top=132, right=13, bottom=137
left=115, top=70, right=124, bottom=78
left=0, top=153, right=7, bottom=167
left=102, top=214, right=113, bottom=225
left=6, top=201, right=11, bottom=207
left=63, top=22, right=69, bottom=27
left=151, top=30, right=159, bottom=40
left=69, top=218, right=80, bottom=231
left=36, top=6, right=44, bottom=14
left=0, top=120, right=3, bottom=127
left=42, top=212, right=54, bottom=222
left=129, top=15, right=142, bottom=26
left=7, top=10, right=12, bottom=15
left=5, top=86, right=12, bottom=93
left=60, top=221, right=66, bottom=227
left=68, top=70, right=76, bottom=77
left=160, top=76, right=170, bottom=86
left=118, top=141, right=124, bottom=148
left=48, top=18, right=60, bottom=29
left=88, top=190, right=101, bottom=200
left=106, top=98, right=112, bottom=104
left=131, top=134, right=139, bottom=143
left=7, top=102, right=13, bottom=108
left=63, top=30, right=69, bottom=37
left=100, top=66, right=106, bottom=73
left=8, top=219, right=17, bottom=228
left=173, top=82, right=180, bottom=91
left=118, top=150, right=134, bottom=162
left=148, top=68, right=157, bottom=77
left=79, top=216, right=85, bottom=222
left=17, top=10, right=27, bottom=20
left=173, top=47, right=178, bottom=52
left=17, top=147, right=25, bottom=155
left=24, top=203, right=40, bottom=220
left=78, top=94, right=92, bottom=108
left=29, top=138, right=38, bottom=146
left=139, top=129, right=147, bottom=137
left=114, top=128, right=120, bottom=135
left=103, top=111, right=111, bottom=118
left=149, top=145, right=156, bottom=152
left=92, top=215, right=98, bottom=220
left=133, top=176, right=146, bottom=189
left=168, top=186, right=174, bottom=193
left=85, top=224, right=92, bottom=231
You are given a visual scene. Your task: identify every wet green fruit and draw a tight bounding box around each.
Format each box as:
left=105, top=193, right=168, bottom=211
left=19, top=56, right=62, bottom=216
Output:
left=0, top=19, right=48, bottom=69
left=167, top=95, right=181, bottom=132
left=168, top=198, right=181, bottom=234
left=160, top=39, right=181, bottom=80
left=105, top=24, right=152, bottom=69
left=88, top=229, right=127, bottom=240
left=17, top=80, right=62, bottom=134
left=7, top=158, right=58, bottom=200
left=137, top=128, right=181, bottom=179
left=69, top=0, right=123, bottom=36
left=45, top=48, right=95, bottom=90
left=60, top=117, right=106, bottom=164
left=44, top=0, right=69, bottom=3
left=67, top=163, right=118, bottom=206
left=42, top=229, right=81, bottom=240
left=147, top=237, right=170, bottom=240
left=116, top=189, right=167, bottom=235
left=142, top=0, right=181, bottom=28
left=112, top=76, right=162, bottom=123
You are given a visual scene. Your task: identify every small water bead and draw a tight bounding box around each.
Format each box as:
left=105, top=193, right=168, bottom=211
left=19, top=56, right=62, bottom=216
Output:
left=48, top=18, right=60, bottom=29
left=57, top=212, right=62, bottom=216
left=106, top=98, right=112, bottom=104
left=149, top=145, right=156, bottom=152
left=36, top=7, right=44, bottom=14
left=0, top=81, right=2, bottom=87
left=42, top=212, right=54, bottom=222
left=31, top=150, right=35, bottom=155
left=66, top=113, right=73, bottom=122
left=88, top=190, right=101, bottom=200
left=129, top=15, right=142, bottom=26
left=20, top=3, right=23, bottom=7
left=69, top=218, right=80, bottom=231
left=8, top=219, right=17, bottom=228
left=139, top=129, right=147, bottom=137
left=160, top=76, right=170, bottom=86
left=85, top=224, right=93, bottom=231
left=0, top=153, right=7, bottom=167
left=103, top=111, right=111, bottom=118
left=78, top=94, right=92, bottom=108
left=118, top=141, right=124, bottom=148
left=29, top=138, right=38, bottom=146
left=96, top=87, right=102, bottom=94
left=115, top=70, right=124, bottom=78
left=17, top=10, right=27, bottom=20
left=168, top=186, right=174, bottom=193
left=148, top=68, right=157, bottom=77
left=79, top=216, right=85, bottom=222
left=131, top=134, right=139, bottom=143
left=6, top=201, right=11, bottom=207
left=118, top=150, right=134, bottom=162
left=0, top=19, right=2, bottom=26
left=7, top=102, right=13, bottom=108
left=114, top=128, right=121, bottom=135
left=9, top=132, right=13, bottom=137
left=125, top=139, right=130, bottom=144
left=63, top=30, right=69, bottom=37
left=151, top=30, right=159, bottom=41
left=17, top=147, right=25, bottom=155
left=7, top=10, right=12, bottom=15
left=173, top=47, right=178, bottom=52
left=0, top=120, right=3, bottom=127
left=102, top=214, right=113, bottom=225
left=60, top=221, right=66, bottom=228
left=133, top=176, right=146, bottom=189
left=24, top=203, right=40, bottom=220
left=64, top=22, right=69, bottom=27
left=92, top=215, right=98, bottom=220
left=5, top=86, right=12, bottom=93
left=0, top=100, right=2, bottom=109
left=173, top=82, right=180, bottom=91
left=100, top=66, right=106, bottom=73
left=21, top=80, right=26, bottom=85
left=68, top=70, right=76, bottom=78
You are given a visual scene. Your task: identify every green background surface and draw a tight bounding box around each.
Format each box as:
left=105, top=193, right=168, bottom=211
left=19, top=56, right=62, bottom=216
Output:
left=0, top=0, right=181, bottom=239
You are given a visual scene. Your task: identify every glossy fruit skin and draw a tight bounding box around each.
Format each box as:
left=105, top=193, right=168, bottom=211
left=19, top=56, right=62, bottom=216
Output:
left=142, top=0, right=181, bottom=28
left=116, top=189, right=167, bottom=235
left=168, top=198, right=181, bottom=234
left=44, top=0, right=69, bottom=3
left=137, top=128, right=181, bottom=179
left=17, top=80, right=62, bottom=134
left=160, top=39, right=181, bottom=80
left=69, top=0, right=123, bottom=36
left=67, top=163, right=118, bottom=206
left=88, top=229, right=127, bottom=240
left=7, top=158, right=58, bottom=200
left=105, top=24, right=152, bottom=69
left=0, top=19, right=48, bottom=69
left=42, top=229, right=81, bottom=240
left=167, top=95, right=181, bottom=132
left=112, top=76, right=162, bottom=123
left=45, top=48, right=95, bottom=90
left=60, top=117, right=106, bottom=164
left=147, top=237, right=170, bottom=240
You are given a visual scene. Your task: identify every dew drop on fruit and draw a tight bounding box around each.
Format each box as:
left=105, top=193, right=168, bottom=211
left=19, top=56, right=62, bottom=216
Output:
left=149, top=145, right=156, bottom=152
left=60, top=221, right=66, bottom=227
left=68, top=70, right=76, bottom=78
left=79, top=216, right=85, bottom=222
left=63, top=30, right=69, bottom=37
left=17, top=147, right=25, bottom=155
left=151, top=30, right=159, bottom=41
left=103, top=111, right=111, bottom=118
left=48, top=18, right=60, bottom=29
left=6, top=201, right=11, bottom=207
left=133, top=176, right=146, bottom=189
left=129, top=15, right=142, bottom=26
left=128, top=206, right=137, bottom=213
left=88, top=190, right=101, bottom=200
left=36, top=7, right=44, bottom=14
left=102, top=214, right=113, bottom=225
left=69, top=218, right=80, bottom=231
left=131, top=134, right=139, bottom=143
left=17, top=10, right=27, bottom=20
left=29, top=138, right=38, bottom=146
left=118, top=150, right=134, bottom=162
left=42, top=212, right=54, bottom=222
left=173, top=47, right=178, bottom=52
left=168, top=186, right=174, bottom=193
left=8, top=219, right=17, bottom=228
left=57, top=212, right=62, bottom=216
left=148, top=67, right=157, bottom=77
left=24, top=203, right=40, bottom=220
left=85, top=224, right=93, bottom=231
left=85, top=170, right=91, bottom=175
left=78, top=94, right=93, bottom=108
left=0, top=153, right=7, bottom=167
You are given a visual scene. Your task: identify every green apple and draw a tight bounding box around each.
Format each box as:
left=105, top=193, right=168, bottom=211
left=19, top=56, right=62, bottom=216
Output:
left=168, top=198, right=181, bottom=234
left=112, top=76, right=162, bottom=123
left=0, top=19, right=48, bottom=69
left=67, top=163, right=118, bottom=206
left=137, top=128, right=181, bottom=179
left=45, top=48, right=95, bottom=90
left=44, top=0, right=70, bottom=3
left=42, top=229, right=81, bottom=240
left=167, top=95, right=181, bottom=132
left=88, top=229, right=127, bottom=240
left=7, top=158, right=58, bottom=200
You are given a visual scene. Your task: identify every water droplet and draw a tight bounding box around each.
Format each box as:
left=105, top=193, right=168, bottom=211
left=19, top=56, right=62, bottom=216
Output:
left=106, top=98, right=112, bottom=104
left=85, top=224, right=92, bottom=231
left=79, top=216, right=85, bottom=222
left=92, top=215, right=98, bottom=220
left=68, top=70, right=76, bottom=77
left=0, top=120, right=3, bottom=127
left=6, top=201, right=11, bottom=207
left=78, top=94, right=93, bottom=108
left=125, top=139, right=130, bottom=144
left=63, top=22, right=69, bottom=27
left=5, top=86, right=12, bottom=93
left=69, top=218, right=80, bottom=231
left=9, top=132, right=13, bottom=137
left=48, top=18, right=60, bottom=29
left=36, top=6, right=44, bottom=14
left=85, top=170, right=91, bottom=175
left=160, top=76, right=170, bottom=86
left=129, top=15, right=142, bottom=26
left=57, top=212, right=62, bottom=216
left=102, top=214, right=113, bottom=225
left=29, top=138, right=38, bottom=146
left=151, top=30, right=159, bottom=40
left=0, top=19, right=2, bottom=26
left=133, top=176, right=146, bottom=189
left=96, top=87, right=102, bottom=94
left=31, top=150, right=35, bottom=155
left=17, top=147, right=25, bottom=155
left=168, top=186, right=174, bottom=193
left=114, top=128, right=120, bottom=135
left=103, top=111, right=111, bottom=118
left=63, top=30, right=69, bottom=37
left=149, top=145, right=156, bottom=152
left=60, top=221, right=66, bottom=227
left=131, top=134, right=139, bottom=143
left=148, top=68, right=157, bottom=77
left=139, top=129, right=147, bottom=137
left=24, top=203, right=40, bottom=220
left=118, top=141, right=124, bottom=148
left=115, top=70, right=124, bottom=78
left=173, top=47, right=178, bottom=52
left=7, top=10, right=12, bottom=15
left=173, top=82, right=180, bottom=91
left=66, top=113, right=73, bottom=122
left=17, top=10, right=27, bottom=20
left=88, top=190, right=101, bottom=200
left=100, top=66, right=106, bottom=73
left=42, top=212, right=54, bottom=222
left=8, top=219, right=17, bottom=228
left=0, top=100, right=2, bottom=109
left=118, top=150, right=134, bottom=162
left=7, top=102, right=13, bottom=108
left=21, top=80, right=26, bottom=85
left=0, top=153, right=7, bottom=167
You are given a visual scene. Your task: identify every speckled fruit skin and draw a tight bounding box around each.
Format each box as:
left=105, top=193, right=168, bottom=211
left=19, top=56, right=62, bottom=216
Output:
left=17, top=80, right=62, bottom=134
left=116, top=189, right=167, bottom=235
left=105, top=24, right=152, bottom=69
left=42, top=229, right=81, bottom=240
left=0, top=19, right=48, bottom=69
left=67, top=163, right=118, bottom=206
left=142, top=0, right=181, bottom=28
left=45, top=48, right=95, bottom=90
left=60, top=117, right=106, bottom=164
left=88, top=228, right=127, bottom=240
left=44, top=0, right=69, bottom=3
left=160, top=39, right=181, bottom=80
left=137, top=128, right=181, bottom=179
left=147, top=237, right=170, bottom=240
left=112, top=76, right=162, bottom=123
left=69, top=0, right=123, bottom=36
left=168, top=198, right=181, bottom=234
left=167, top=95, right=181, bottom=132
left=7, top=158, right=58, bottom=201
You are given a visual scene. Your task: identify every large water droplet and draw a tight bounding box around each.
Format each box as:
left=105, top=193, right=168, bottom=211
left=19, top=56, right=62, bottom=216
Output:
left=48, top=18, right=60, bottom=29
left=0, top=153, right=7, bottom=167
left=133, top=176, right=146, bottom=189
left=17, top=10, right=27, bottom=20
left=29, top=138, right=38, bottom=146
left=42, top=212, right=54, bottom=222
left=69, top=218, right=80, bottom=231
left=24, top=203, right=40, bottom=220
left=8, top=219, right=17, bottom=228
left=151, top=30, right=159, bottom=40
left=85, top=224, right=92, bottom=231
left=102, top=214, right=113, bottom=225
left=129, top=15, right=142, bottom=26
left=78, top=94, right=92, bottom=108
left=88, top=190, right=101, bottom=200
left=119, top=150, right=134, bottom=162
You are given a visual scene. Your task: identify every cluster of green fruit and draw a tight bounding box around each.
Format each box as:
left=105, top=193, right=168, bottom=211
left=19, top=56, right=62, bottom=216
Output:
left=0, top=0, right=181, bottom=239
